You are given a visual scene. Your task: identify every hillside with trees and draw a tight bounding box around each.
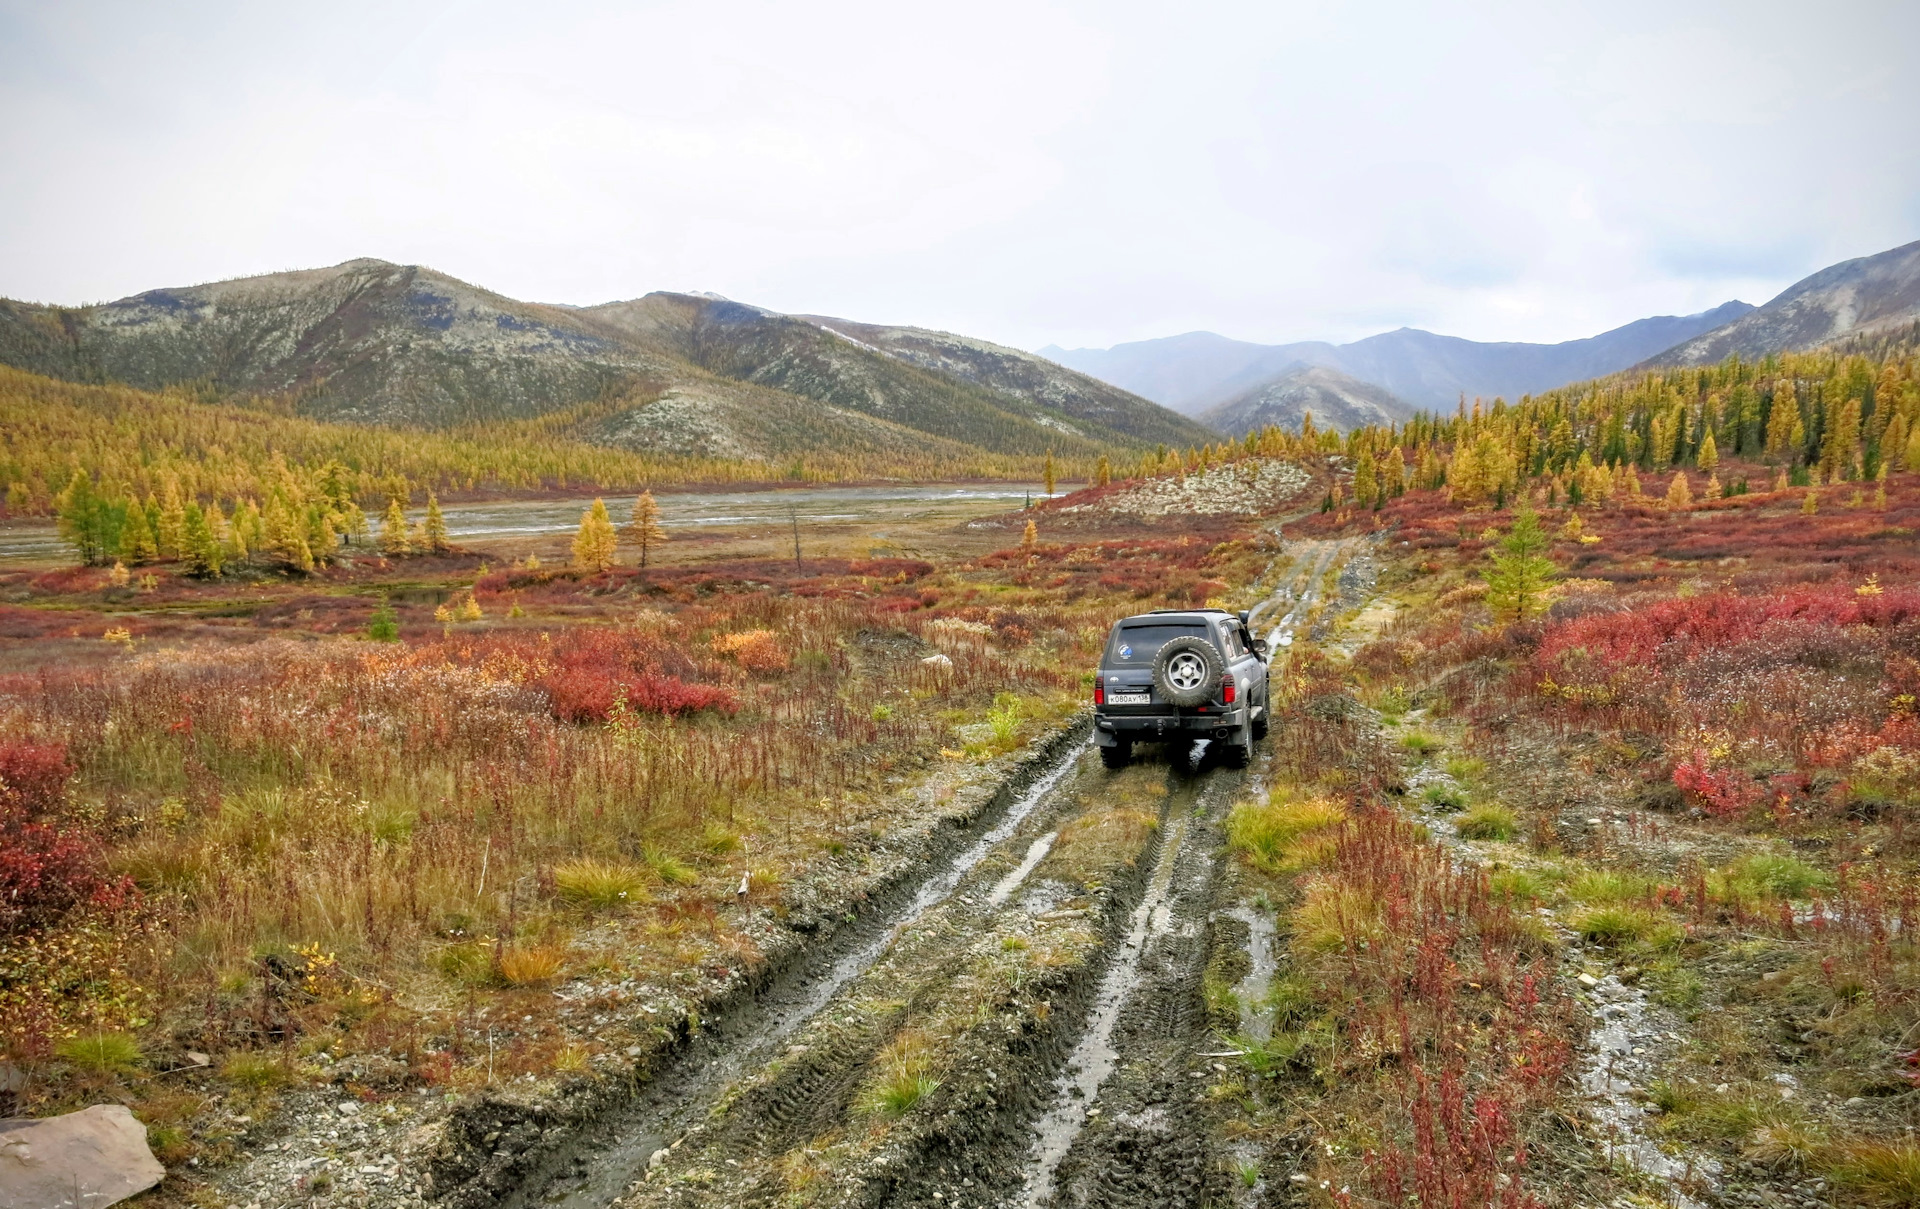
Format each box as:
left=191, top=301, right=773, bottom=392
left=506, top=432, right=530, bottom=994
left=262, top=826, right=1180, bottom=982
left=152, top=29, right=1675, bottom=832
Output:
left=0, top=259, right=1206, bottom=469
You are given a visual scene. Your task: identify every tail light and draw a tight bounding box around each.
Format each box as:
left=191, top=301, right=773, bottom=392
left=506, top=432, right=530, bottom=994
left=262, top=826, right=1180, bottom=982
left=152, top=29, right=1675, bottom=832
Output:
left=1094, top=676, right=1105, bottom=706
left=1222, top=677, right=1236, bottom=705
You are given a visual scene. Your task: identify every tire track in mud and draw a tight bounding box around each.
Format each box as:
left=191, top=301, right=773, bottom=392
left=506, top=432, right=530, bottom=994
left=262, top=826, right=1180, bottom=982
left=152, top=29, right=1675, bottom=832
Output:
left=995, top=538, right=1350, bottom=1209
left=526, top=739, right=1093, bottom=1209
left=941, top=529, right=1348, bottom=1209
left=1010, top=765, right=1241, bottom=1209
left=541, top=535, right=1349, bottom=1209
left=619, top=754, right=1211, bottom=1209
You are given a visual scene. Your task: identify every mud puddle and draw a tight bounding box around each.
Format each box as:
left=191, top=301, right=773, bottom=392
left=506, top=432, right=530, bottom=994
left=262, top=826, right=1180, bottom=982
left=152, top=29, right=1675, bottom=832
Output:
left=529, top=741, right=1091, bottom=1209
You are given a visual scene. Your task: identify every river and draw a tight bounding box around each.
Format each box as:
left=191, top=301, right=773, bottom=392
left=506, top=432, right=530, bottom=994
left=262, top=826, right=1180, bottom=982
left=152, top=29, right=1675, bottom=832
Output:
left=0, top=483, right=1059, bottom=566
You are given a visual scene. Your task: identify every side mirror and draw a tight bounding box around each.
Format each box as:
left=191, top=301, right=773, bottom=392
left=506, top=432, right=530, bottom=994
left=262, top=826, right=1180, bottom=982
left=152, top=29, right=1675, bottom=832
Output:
left=1252, top=639, right=1270, bottom=658
left=1236, top=610, right=1251, bottom=626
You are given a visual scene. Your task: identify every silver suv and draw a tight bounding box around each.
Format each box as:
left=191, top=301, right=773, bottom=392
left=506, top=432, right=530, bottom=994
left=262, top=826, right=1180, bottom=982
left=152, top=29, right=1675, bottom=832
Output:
left=1093, top=608, right=1270, bottom=768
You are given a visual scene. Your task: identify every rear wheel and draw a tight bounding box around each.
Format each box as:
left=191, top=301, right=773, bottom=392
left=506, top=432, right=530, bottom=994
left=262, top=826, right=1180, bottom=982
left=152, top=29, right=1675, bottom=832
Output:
left=1220, top=739, right=1250, bottom=768
left=1100, top=740, right=1132, bottom=769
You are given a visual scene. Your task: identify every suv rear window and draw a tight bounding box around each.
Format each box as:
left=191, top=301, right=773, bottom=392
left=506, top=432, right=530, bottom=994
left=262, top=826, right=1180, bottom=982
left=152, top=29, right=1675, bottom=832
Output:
left=1106, top=622, right=1207, bottom=666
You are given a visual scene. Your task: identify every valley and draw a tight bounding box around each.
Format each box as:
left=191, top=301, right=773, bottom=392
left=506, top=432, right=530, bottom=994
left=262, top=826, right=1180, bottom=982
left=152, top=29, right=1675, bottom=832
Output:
left=4, top=251, right=1920, bottom=1209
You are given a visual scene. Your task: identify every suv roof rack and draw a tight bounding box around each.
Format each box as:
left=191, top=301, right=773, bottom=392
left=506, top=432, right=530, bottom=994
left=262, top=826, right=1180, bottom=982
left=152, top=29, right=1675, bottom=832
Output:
left=1144, top=607, right=1230, bottom=616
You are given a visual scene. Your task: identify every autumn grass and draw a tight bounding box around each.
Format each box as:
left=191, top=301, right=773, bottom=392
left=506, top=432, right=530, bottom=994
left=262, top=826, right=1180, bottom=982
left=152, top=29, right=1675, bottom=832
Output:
left=1228, top=794, right=1346, bottom=874
left=553, top=859, right=653, bottom=909
left=496, top=944, right=567, bottom=987
left=1454, top=802, right=1517, bottom=841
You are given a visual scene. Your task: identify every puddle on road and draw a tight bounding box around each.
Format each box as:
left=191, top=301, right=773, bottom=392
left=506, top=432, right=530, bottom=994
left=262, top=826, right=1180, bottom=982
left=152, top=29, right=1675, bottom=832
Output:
left=988, top=832, right=1058, bottom=908
left=1221, top=906, right=1276, bottom=1042
left=1017, top=811, right=1192, bottom=1208
left=549, top=741, right=1089, bottom=1209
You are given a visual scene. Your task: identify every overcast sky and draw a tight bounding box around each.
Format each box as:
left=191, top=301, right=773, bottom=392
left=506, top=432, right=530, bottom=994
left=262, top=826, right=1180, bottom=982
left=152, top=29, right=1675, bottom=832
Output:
left=2, top=0, right=1916, bottom=351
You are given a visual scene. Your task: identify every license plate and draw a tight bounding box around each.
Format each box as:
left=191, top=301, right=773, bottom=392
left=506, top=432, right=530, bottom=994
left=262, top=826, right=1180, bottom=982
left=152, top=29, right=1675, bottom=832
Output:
left=1108, top=692, right=1150, bottom=705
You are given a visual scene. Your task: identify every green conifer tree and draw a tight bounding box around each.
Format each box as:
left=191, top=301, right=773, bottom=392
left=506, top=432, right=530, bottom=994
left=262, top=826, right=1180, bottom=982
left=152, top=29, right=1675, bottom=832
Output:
left=1482, top=500, right=1556, bottom=624
left=367, top=594, right=400, bottom=642
left=181, top=502, right=224, bottom=578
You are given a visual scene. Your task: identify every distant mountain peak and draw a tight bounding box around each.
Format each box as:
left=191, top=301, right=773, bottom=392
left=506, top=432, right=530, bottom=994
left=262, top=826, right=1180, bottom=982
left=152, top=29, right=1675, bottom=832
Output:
left=1199, top=364, right=1413, bottom=436
left=1646, top=239, right=1920, bottom=366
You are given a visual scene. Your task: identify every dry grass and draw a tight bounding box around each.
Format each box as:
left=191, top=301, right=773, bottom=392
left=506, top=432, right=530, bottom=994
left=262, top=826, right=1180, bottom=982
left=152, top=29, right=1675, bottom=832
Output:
left=496, top=945, right=567, bottom=987
left=553, top=859, right=652, bottom=909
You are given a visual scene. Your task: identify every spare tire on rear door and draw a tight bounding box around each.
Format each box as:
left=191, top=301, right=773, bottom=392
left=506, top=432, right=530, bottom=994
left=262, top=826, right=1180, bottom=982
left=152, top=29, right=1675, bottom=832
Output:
left=1152, top=635, right=1223, bottom=707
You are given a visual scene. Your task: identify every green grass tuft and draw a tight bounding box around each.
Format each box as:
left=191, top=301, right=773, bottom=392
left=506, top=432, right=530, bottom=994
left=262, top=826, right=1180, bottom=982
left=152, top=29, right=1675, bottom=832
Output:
left=1401, top=731, right=1443, bottom=756
left=642, top=846, right=700, bottom=886
left=55, top=1032, right=143, bottom=1073
left=221, top=1051, right=289, bottom=1088
left=1455, top=803, right=1517, bottom=841
left=1227, top=795, right=1345, bottom=873
left=1569, top=869, right=1657, bottom=904
left=1573, top=905, right=1657, bottom=945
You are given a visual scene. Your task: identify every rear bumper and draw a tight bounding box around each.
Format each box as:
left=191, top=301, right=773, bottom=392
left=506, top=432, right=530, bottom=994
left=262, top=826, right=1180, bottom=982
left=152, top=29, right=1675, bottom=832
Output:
left=1094, top=708, right=1247, bottom=745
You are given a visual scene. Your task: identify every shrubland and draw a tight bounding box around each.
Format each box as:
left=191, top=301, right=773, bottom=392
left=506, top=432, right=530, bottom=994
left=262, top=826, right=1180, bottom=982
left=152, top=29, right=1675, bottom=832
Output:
left=0, top=491, right=1278, bottom=1197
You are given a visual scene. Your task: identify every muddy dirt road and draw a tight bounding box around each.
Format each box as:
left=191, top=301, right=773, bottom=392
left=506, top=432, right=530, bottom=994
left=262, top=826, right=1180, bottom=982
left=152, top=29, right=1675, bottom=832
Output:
left=492, top=540, right=1363, bottom=1209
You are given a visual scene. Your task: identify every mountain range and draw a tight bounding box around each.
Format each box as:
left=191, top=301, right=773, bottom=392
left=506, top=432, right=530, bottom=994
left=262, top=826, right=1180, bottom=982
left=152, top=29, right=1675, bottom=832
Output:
left=4, top=238, right=1916, bottom=463
left=0, top=260, right=1211, bottom=470
left=1043, top=238, right=1920, bottom=428
left=1041, top=303, right=1754, bottom=422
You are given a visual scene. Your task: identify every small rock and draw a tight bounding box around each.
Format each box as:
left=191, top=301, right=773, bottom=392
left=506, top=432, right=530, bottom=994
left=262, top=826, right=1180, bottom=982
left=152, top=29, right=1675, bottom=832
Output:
left=185, top=1051, right=211, bottom=1067
left=1578, top=973, right=1601, bottom=989
left=647, top=1148, right=669, bottom=1170
left=922, top=654, right=954, bottom=670
left=337, top=1101, right=361, bottom=1116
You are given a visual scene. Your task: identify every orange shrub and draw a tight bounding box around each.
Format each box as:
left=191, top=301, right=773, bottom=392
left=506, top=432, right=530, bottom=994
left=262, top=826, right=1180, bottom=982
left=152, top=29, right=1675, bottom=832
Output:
left=710, top=630, right=791, bottom=673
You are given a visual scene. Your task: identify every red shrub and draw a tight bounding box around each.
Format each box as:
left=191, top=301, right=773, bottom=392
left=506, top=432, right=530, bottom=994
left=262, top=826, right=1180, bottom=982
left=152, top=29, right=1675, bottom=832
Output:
left=544, top=667, right=736, bottom=723
left=1671, top=750, right=1765, bottom=817
left=0, top=740, right=73, bottom=817
left=0, top=740, right=125, bottom=933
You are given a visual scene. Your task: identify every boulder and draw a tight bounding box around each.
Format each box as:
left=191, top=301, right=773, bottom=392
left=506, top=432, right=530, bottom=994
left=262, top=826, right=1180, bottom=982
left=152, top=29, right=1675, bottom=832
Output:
left=0, top=1104, right=166, bottom=1208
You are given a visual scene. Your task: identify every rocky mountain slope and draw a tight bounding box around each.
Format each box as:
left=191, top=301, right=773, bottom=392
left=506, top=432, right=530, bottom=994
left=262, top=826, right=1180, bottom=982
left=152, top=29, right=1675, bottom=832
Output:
left=0, top=260, right=1207, bottom=465
left=1197, top=364, right=1415, bottom=435
left=1647, top=239, right=1920, bottom=366
left=0, top=259, right=656, bottom=428
left=582, top=293, right=1210, bottom=457
left=1043, top=301, right=1753, bottom=415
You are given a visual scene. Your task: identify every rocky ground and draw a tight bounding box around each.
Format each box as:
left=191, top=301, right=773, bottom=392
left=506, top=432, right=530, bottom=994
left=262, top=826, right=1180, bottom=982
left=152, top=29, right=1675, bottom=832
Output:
left=1061, top=461, right=1314, bottom=518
